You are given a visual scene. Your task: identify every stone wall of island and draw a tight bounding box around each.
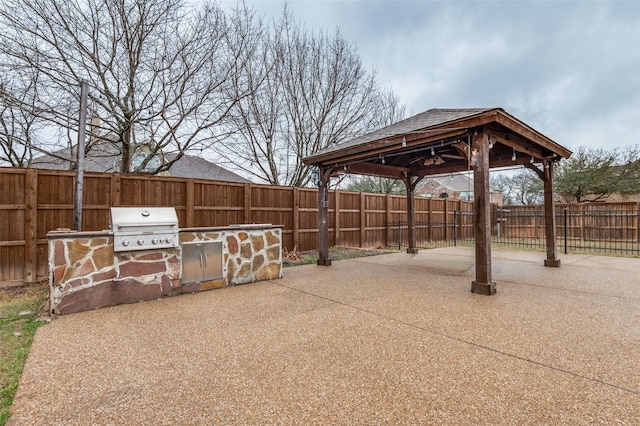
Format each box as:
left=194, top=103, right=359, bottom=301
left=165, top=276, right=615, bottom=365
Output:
left=48, top=225, right=282, bottom=315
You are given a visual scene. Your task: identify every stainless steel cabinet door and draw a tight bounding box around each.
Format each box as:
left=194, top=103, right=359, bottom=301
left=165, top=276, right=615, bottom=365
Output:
left=202, top=241, right=222, bottom=281
left=181, top=241, right=223, bottom=284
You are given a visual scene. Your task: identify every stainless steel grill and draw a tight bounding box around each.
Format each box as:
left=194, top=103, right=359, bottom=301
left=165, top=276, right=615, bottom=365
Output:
left=110, top=207, right=179, bottom=252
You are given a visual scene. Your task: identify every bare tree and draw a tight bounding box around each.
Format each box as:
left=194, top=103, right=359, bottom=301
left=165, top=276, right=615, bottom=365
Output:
left=0, top=69, right=45, bottom=167
left=220, top=6, right=405, bottom=186
left=490, top=170, right=543, bottom=205
left=344, top=175, right=405, bottom=195
left=0, top=0, right=258, bottom=173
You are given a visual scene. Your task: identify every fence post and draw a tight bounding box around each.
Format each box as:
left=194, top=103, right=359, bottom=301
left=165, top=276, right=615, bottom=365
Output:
left=427, top=197, right=432, bottom=242
left=580, top=203, right=585, bottom=242
left=186, top=178, right=195, bottom=228
left=637, top=202, right=640, bottom=244
left=292, top=186, right=300, bottom=250
left=110, top=173, right=121, bottom=207
left=385, top=193, right=391, bottom=247
left=398, top=220, right=402, bottom=250
left=453, top=210, right=458, bottom=246
left=564, top=208, right=568, bottom=254
left=334, top=189, right=340, bottom=247
left=243, top=183, right=251, bottom=224
left=443, top=198, right=449, bottom=241
left=360, top=192, right=366, bottom=248
left=24, top=169, right=38, bottom=283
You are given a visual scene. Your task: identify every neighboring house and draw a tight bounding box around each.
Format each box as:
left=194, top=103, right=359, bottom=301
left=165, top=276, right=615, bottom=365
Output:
left=31, top=139, right=249, bottom=183
left=416, top=173, right=504, bottom=205
left=163, top=153, right=249, bottom=182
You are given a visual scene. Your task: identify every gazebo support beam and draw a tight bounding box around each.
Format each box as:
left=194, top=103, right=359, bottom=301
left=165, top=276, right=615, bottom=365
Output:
left=402, top=174, right=423, bottom=254
left=543, top=161, right=561, bottom=267
left=317, top=166, right=332, bottom=266
left=525, top=161, right=561, bottom=267
left=471, top=131, right=496, bottom=295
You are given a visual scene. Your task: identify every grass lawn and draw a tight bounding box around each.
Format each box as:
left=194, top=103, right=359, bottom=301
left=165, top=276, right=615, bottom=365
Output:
left=0, top=283, right=49, bottom=426
left=283, top=246, right=397, bottom=267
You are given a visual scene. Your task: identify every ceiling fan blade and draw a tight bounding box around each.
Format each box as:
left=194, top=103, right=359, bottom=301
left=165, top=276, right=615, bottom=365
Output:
left=441, top=154, right=465, bottom=160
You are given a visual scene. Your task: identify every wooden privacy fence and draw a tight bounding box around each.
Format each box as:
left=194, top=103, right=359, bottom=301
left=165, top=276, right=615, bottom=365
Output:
left=495, top=203, right=640, bottom=242
left=0, top=167, right=473, bottom=284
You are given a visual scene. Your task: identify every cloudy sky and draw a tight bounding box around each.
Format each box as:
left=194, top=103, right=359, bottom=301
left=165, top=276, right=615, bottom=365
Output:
left=222, top=0, right=640, bottom=153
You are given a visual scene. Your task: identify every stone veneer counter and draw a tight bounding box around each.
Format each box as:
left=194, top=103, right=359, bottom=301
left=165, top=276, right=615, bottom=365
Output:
left=48, top=225, right=282, bottom=315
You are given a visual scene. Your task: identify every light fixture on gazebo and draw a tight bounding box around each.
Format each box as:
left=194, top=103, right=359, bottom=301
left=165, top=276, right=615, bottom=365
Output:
left=470, top=148, right=479, bottom=166
left=310, top=166, right=319, bottom=187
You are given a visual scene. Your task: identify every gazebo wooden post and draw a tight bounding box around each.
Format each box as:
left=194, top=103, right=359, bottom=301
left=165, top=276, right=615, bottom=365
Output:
left=317, top=166, right=332, bottom=266
left=543, top=161, right=561, bottom=267
left=403, top=174, right=421, bottom=254
left=471, top=130, right=496, bottom=295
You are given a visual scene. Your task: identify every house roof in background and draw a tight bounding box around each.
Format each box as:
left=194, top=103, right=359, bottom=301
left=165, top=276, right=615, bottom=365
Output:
left=31, top=141, right=121, bottom=172
left=30, top=141, right=249, bottom=183
left=426, top=174, right=474, bottom=192
left=419, top=173, right=500, bottom=193
left=163, top=153, right=249, bottom=183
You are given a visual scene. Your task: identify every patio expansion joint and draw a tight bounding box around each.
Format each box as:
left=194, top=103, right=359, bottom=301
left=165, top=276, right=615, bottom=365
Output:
left=352, top=257, right=475, bottom=277
left=268, top=279, right=640, bottom=397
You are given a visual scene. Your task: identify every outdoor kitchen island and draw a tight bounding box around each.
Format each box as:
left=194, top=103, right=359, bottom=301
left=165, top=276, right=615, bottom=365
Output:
left=47, top=210, right=283, bottom=315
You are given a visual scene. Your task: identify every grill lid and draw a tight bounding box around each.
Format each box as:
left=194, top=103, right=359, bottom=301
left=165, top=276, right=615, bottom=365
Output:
left=110, top=207, right=179, bottom=251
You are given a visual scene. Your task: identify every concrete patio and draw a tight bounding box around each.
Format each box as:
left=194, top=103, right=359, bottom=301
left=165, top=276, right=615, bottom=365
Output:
left=9, top=247, right=640, bottom=424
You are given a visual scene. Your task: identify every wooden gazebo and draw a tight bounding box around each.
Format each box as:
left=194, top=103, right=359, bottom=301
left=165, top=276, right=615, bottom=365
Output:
left=302, top=108, right=572, bottom=295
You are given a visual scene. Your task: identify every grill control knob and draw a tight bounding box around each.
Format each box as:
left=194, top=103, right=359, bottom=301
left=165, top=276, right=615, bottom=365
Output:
left=152, top=238, right=159, bottom=244
left=166, top=237, right=172, bottom=243
left=122, top=240, right=130, bottom=247
left=137, top=239, right=145, bottom=245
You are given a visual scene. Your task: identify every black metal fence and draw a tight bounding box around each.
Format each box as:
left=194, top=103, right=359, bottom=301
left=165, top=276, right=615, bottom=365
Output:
left=387, top=220, right=455, bottom=250
left=387, top=207, right=640, bottom=256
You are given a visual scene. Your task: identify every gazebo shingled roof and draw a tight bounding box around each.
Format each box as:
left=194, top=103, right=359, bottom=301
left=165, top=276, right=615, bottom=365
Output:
left=304, top=108, right=571, bottom=179
left=303, top=107, right=572, bottom=296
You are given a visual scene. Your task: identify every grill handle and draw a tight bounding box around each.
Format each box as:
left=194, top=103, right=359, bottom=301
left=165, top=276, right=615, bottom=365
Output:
left=117, top=223, right=177, bottom=229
